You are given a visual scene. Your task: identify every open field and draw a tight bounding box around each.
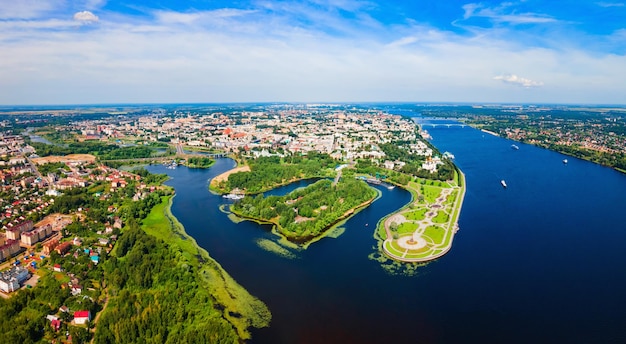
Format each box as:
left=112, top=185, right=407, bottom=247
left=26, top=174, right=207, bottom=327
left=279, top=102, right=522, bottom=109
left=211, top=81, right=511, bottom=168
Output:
left=31, top=154, right=96, bottom=165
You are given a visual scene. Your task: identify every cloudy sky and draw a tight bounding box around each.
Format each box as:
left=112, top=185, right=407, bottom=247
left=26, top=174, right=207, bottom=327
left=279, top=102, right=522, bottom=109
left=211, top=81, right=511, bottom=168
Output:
left=1, top=0, right=625, bottom=105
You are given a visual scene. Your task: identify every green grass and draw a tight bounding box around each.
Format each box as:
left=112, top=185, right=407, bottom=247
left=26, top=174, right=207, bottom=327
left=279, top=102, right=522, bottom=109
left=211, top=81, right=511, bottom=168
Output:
left=53, top=272, right=70, bottom=283
left=384, top=241, right=406, bottom=257
left=396, top=222, right=418, bottom=235
left=422, top=185, right=441, bottom=203
left=423, top=225, right=445, bottom=245
left=445, top=191, right=457, bottom=205
left=141, top=196, right=198, bottom=261
left=404, top=209, right=427, bottom=221
left=432, top=211, right=449, bottom=224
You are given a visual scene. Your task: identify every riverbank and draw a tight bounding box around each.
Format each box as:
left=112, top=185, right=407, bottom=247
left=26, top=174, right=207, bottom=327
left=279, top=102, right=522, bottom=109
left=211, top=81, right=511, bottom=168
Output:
left=210, top=165, right=251, bottom=192
left=141, top=193, right=271, bottom=339
left=379, top=170, right=466, bottom=263
left=481, top=129, right=499, bottom=136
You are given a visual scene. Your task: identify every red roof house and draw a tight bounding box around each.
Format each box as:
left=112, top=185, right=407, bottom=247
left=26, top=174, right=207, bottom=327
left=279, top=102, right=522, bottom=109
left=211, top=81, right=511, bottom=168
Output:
left=74, top=310, right=91, bottom=325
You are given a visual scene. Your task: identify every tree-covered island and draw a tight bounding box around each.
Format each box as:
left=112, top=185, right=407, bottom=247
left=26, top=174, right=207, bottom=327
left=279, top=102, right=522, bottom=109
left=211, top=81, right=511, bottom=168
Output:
left=231, top=178, right=378, bottom=244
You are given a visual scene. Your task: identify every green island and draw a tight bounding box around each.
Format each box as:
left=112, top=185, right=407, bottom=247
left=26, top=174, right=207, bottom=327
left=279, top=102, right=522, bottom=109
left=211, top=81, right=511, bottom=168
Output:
left=185, top=156, right=216, bottom=169
left=220, top=153, right=465, bottom=261
left=231, top=178, right=378, bottom=245
left=377, top=170, right=465, bottom=262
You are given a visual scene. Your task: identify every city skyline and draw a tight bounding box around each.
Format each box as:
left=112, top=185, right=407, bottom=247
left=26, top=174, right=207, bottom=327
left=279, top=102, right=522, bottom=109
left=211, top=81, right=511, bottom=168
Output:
left=1, top=0, right=625, bottom=105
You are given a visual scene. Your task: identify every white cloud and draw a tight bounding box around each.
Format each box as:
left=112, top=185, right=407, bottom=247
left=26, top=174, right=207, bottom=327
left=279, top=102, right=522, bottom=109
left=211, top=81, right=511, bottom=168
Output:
left=596, top=2, right=625, bottom=7
left=462, top=2, right=556, bottom=25
left=0, top=0, right=63, bottom=19
left=153, top=9, right=256, bottom=26
left=386, top=36, right=418, bottom=48
left=73, top=11, right=99, bottom=23
left=493, top=74, right=544, bottom=88
left=0, top=4, right=624, bottom=104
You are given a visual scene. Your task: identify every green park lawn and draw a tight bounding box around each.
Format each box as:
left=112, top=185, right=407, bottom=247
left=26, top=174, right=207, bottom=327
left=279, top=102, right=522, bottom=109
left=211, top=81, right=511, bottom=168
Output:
left=421, top=185, right=442, bottom=203
left=404, top=208, right=428, bottom=221
left=432, top=211, right=449, bottom=224
left=423, top=225, right=445, bottom=245
left=396, top=222, right=419, bottom=235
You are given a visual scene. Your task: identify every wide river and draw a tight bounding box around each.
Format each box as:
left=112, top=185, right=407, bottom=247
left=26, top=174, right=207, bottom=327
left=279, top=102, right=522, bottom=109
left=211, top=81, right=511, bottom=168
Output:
left=147, top=124, right=626, bottom=343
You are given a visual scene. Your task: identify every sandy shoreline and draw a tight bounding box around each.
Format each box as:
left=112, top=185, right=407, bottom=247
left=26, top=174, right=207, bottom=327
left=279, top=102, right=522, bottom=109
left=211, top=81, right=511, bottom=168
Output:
left=480, top=129, right=499, bottom=137
left=210, top=165, right=250, bottom=186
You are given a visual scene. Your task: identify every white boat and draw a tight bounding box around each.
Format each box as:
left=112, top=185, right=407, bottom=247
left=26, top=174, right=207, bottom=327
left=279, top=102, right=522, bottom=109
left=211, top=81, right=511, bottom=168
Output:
left=501, top=180, right=507, bottom=188
left=511, top=144, right=519, bottom=150
left=223, top=193, right=244, bottom=200
left=563, top=159, right=568, bottom=164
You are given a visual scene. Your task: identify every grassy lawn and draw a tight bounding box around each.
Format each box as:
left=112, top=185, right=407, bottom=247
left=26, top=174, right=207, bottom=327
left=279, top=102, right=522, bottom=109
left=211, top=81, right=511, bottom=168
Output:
left=432, top=211, right=449, bottom=224
left=422, top=185, right=441, bottom=203
left=404, top=208, right=427, bottom=221
left=141, top=196, right=198, bottom=262
left=54, top=272, right=70, bottom=283
left=385, top=241, right=406, bottom=257
left=445, top=191, right=457, bottom=205
left=396, top=222, right=418, bottom=235
left=423, top=225, right=445, bottom=244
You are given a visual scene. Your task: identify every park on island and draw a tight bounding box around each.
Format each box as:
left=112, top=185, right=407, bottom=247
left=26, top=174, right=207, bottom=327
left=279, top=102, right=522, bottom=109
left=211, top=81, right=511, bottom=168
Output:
left=213, top=155, right=465, bottom=263
left=377, top=170, right=465, bottom=262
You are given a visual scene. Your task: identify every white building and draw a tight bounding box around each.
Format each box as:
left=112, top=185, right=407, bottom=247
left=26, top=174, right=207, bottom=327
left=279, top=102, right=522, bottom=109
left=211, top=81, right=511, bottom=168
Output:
left=0, top=266, right=30, bottom=293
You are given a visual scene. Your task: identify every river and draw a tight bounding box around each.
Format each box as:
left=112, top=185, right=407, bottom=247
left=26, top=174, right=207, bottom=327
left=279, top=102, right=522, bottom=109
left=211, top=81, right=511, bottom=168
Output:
left=146, top=124, right=626, bottom=343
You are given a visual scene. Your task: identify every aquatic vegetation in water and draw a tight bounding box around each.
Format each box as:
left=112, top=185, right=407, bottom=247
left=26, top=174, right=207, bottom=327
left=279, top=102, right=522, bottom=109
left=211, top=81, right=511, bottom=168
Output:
left=256, top=238, right=299, bottom=259
left=325, top=226, right=346, bottom=239
left=368, top=249, right=427, bottom=276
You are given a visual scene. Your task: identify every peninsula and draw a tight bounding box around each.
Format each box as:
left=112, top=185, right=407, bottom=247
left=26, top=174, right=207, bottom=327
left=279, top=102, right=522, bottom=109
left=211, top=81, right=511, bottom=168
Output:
left=378, top=170, right=465, bottom=262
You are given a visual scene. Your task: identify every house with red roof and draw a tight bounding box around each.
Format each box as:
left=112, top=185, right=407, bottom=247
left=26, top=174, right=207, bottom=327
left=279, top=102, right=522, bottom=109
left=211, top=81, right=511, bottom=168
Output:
left=73, top=310, right=91, bottom=325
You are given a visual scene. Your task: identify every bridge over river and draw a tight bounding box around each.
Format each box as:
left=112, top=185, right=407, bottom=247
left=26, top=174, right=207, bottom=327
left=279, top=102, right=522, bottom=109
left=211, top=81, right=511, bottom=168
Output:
left=413, top=118, right=468, bottom=128
left=418, top=123, right=467, bottom=128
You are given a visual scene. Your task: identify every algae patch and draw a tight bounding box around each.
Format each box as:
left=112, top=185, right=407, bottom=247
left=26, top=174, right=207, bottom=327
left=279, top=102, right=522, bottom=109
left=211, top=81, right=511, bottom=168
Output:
left=368, top=249, right=426, bottom=277
left=257, top=238, right=299, bottom=259
left=325, top=226, right=346, bottom=239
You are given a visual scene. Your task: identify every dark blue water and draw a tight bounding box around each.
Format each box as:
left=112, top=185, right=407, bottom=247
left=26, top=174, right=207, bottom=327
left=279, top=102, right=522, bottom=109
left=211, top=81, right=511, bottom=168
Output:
left=147, top=125, right=626, bottom=344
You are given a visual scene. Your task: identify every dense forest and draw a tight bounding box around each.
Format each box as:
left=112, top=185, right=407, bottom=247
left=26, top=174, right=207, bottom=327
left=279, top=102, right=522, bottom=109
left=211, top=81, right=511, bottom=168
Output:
left=30, top=141, right=166, bottom=160
left=94, top=226, right=239, bottom=344
left=232, top=178, right=377, bottom=240
left=219, top=152, right=337, bottom=194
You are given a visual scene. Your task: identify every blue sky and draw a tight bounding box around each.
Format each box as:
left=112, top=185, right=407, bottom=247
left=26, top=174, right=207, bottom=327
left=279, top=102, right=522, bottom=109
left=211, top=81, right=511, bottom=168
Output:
left=1, top=0, right=625, bottom=104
